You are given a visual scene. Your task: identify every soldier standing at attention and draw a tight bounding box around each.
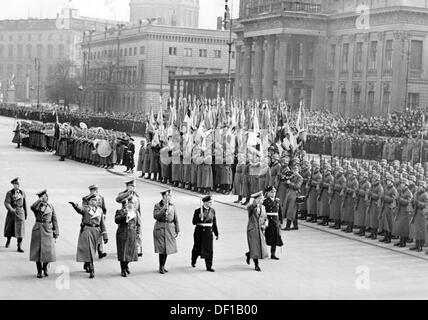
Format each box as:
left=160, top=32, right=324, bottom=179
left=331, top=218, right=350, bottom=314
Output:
left=29, top=190, right=59, bottom=278
left=4, top=177, right=27, bottom=252
left=263, top=186, right=283, bottom=260
left=191, top=195, right=218, bottom=272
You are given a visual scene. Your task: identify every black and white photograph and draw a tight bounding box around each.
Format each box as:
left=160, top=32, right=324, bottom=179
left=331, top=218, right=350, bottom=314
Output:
left=1, top=0, right=428, bottom=309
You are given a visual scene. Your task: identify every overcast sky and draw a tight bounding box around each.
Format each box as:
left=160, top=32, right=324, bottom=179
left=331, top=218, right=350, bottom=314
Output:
left=0, top=0, right=239, bottom=29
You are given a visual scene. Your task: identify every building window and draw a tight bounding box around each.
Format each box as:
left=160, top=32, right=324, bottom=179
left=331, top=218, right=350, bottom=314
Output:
left=308, top=43, right=314, bottom=70
left=341, top=43, right=349, bottom=72
left=327, top=90, right=334, bottom=110
left=232, top=51, right=236, bottom=59
left=58, top=44, right=64, bottom=58
left=37, top=44, right=42, bottom=57
left=384, top=40, right=393, bottom=70
left=16, top=65, right=22, bottom=78
left=134, top=47, right=137, bottom=55
left=297, top=43, right=304, bottom=71
left=199, top=49, right=207, bottom=57
left=169, top=47, right=177, bottom=55
left=353, top=89, right=361, bottom=109
left=185, top=48, right=192, bottom=57
left=18, top=34, right=22, bottom=41
left=286, top=44, right=293, bottom=70
left=38, top=34, right=42, bottom=41
left=340, top=89, right=347, bottom=107
left=408, top=93, right=419, bottom=109
left=354, top=42, right=363, bottom=72
left=8, top=44, right=13, bottom=58
left=0, top=44, right=3, bottom=57
left=140, top=46, right=145, bottom=55
left=329, top=44, right=336, bottom=70
left=26, top=44, right=32, bottom=58
left=382, top=89, right=390, bottom=112
left=369, top=41, right=377, bottom=70
left=48, top=44, right=53, bottom=58
left=17, top=44, right=22, bottom=58
left=27, top=34, right=31, bottom=41
left=168, top=70, right=176, bottom=84
left=119, top=49, right=123, bottom=57
left=214, top=50, right=221, bottom=58
left=9, top=35, right=13, bottom=41
left=368, top=90, right=375, bottom=111
left=124, top=48, right=128, bottom=56
left=410, top=40, right=423, bottom=70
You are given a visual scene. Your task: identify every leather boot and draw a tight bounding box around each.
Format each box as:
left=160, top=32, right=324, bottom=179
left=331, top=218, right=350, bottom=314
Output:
left=282, top=220, right=291, bottom=231
left=42, top=263, right=49, bottom=277
left=120, top=262, right=127, bottom=277
left=36, top=262, right=42, bottom=279
left=242, top=196, right=250, bottom=206
left=5, top=237, right=11, bottom=248
left=17, top=238, right=24, bottom=253
left=234, top=196, right=243, bottom=204
left=89, top=262, right=95, bottom=278
left=399, top=237, right=407, bottom=247
left=254, top=259, right=261, bottom=272
left=385, top=232, right=392, bottom=244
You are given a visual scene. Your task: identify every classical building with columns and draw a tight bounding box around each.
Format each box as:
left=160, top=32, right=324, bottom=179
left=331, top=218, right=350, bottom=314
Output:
left=235, top=0, right=428, bottom=116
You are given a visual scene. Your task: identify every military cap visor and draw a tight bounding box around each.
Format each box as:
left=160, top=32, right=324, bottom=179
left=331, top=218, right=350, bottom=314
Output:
left=88, top=184, right=99, bottom=190
left=36, top=190, right=47, bottom=197
left=87, top=194, right=97, bottom=201
left=11, top=178, right=20, bottom=185
left=161, top=189, right=171, bottom=196
left=265, top=186, right=276, bottom=193
left=202, top=195, right=212, bottom=202
left=251, top=191, right=264, bottom=199
left=126, top=180, right=136, bottom=186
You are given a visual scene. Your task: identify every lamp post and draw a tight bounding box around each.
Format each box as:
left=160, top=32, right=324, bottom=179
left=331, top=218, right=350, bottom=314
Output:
left=224, top=0, right=234, bottom=110
left=83, top=29, right=96, bottom=111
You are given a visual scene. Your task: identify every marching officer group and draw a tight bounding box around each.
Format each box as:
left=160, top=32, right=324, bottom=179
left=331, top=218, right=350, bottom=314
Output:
left=3, top=176, right=287, bottom=278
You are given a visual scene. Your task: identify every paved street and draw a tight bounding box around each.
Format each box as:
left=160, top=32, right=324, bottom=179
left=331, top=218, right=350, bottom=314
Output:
left=1, top=116, right=428, bottom=300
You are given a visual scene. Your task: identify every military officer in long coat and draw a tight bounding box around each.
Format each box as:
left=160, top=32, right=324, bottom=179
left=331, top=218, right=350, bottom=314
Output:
left=115, top=180, right=142, bottom=257
left=245, top=191, right=268, bottom=271
left=282, top=163, right=303, bottom=231
left=306, top=161, right=322, bottom=223
left=115, top=196, right=141, bottom=277
left=394, top=178, right=413, bottom=247
left=69, top=194, right=108, bottom=279
left=29, top=190, right=59, bottom=278
left=153, top=189, right=180, bottom=274
left=409, top=181, right=428, bottom=252
left=318, top=164, right=333, bottom=226
left=298, top=160, right=311, bottom=220
left=191, top=195, right=219, bottom=272
left=355, top=171, right=371, bottom=236
left=83, top=185, right=108, bottom=259
left=4, top=177, right=27, bottom=252
left=330, top=167, right=346, bottom=229
left=366, top=173, right=384, bottom=240
left=378, top=174, right=398, bottom=243
left=342, top=168, right=359, bottom=233
left=263, top=186, right=283, bottom=259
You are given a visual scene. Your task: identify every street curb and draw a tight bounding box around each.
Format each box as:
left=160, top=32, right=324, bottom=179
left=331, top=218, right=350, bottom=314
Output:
left=106, top=168, right=428, bottom=261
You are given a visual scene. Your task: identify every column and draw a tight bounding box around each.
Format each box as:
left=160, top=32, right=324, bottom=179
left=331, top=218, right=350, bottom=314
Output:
left=277, top=35, right=289, bottom=100
left=313, top=37, right=327, bottom=110
left=253, top=37, right=264, bottom=100
left=263, top=35, right=276, bottom=100
left=170, top=80, right=175, bottom=100
left=219, top=79, right=226, bottom=97
left=234, top=43, right=242, bottom=98
left=242, top=38, right=253, bottom=100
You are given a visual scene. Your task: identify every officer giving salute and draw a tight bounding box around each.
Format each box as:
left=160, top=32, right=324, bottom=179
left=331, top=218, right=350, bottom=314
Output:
left=4, top=177, right=27, bottom=252
left=191, top=195, right=218, bottom=272
left=153, top=189, right=179, bottom=274
left=29, top=190, right=59, bottom=279
left=69, top=194, right=108, bottom=279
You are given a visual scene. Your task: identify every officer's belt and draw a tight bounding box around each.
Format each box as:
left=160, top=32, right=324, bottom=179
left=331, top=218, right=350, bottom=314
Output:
left=82, top=223, right=100, bottom=228
left=266, top=212, right=278, bottom=216
left=197, top=223, right=213, bottom=227
left=36, top=219, right=51, bottom=224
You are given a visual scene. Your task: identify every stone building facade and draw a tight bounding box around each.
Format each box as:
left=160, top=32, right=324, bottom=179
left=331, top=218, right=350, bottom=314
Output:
left=81, top=24, right=235, bottom=114
left=235, top=0, right=428, bottom=116
left=0, top=6, right=120, bottom=103
left=129, top=0, right=200, bottom=28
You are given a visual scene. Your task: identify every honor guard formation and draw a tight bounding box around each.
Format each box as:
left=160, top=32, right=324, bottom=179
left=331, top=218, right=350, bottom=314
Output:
left=4, top=98, right=428, bottom=278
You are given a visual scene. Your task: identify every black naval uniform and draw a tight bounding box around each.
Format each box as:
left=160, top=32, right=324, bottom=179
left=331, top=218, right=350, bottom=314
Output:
left=191, top=206, right=219, bottom=271
left=263, top=197, right=283, bottom=259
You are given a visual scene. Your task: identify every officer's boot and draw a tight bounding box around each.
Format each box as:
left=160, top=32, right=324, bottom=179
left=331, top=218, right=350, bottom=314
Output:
left=385, top=232, right=392, bottom=244
left=365, top=228, right=373, bottom=238
left=322, top=216, right=329, bottom=226
left=17, top=238, right=24, bottom=252
left=36, top=262, right=42, bottom=279
left=292, top=219, right=298, bottom=230
left=89, top=262, right=95, bottom=278
left=234, top=195, right=242, bottom=204
left=253, top=259, right=261, bottom=272
left=42, top=263, right=49, bottom=277
left=5, top=237, right=11, bottom=248
left=98, top=244, right=107, bottom=259
left=271, top=246, right=279, bottom=260
left=399, top=237, right=407, bottom=247
left=379, top=232, right=388, bottom=242
left=418, top=240, right=424, bottom=252
left=334, top=220, right=341, bottom=230
left=282, top=220, right=291, bottom=231
left=410, top=240, right=419, bottom=251
left=120, top=262, right=127, bottom=277
left=346, top=223, right=353, bottom=233
left=371, top=230, right=377, bottom=240
left=242, top=196, right=250, bottom=206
